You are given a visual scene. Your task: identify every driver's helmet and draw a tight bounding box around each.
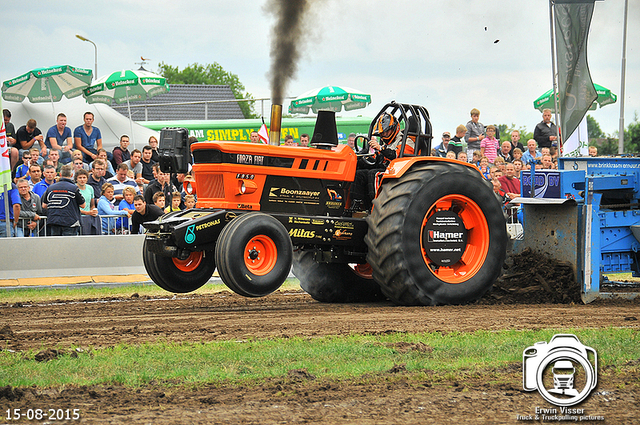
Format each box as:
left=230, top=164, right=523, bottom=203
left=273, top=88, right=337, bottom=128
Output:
left=373, top=113, right=400, bottom=144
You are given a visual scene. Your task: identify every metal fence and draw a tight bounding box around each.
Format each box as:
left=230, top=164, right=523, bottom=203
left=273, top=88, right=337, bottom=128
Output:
left=14, top=214, right=140, bottom=237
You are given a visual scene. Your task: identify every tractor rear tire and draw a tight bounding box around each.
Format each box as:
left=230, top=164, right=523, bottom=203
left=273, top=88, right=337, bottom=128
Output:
left=292, top=250, right=385, bottom=303
left=142, top=239, right=215, bottom=293
left=215, top=212, right=293, bottom=297
left=365, top=162, right=507, bottom=305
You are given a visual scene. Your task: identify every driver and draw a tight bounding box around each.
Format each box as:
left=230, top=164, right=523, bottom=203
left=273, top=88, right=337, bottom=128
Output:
left=351, top=113, right=402, bottom=211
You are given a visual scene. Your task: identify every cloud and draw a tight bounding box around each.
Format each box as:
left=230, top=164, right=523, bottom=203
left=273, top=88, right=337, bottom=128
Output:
left=1, top=0, right=637, bottom=136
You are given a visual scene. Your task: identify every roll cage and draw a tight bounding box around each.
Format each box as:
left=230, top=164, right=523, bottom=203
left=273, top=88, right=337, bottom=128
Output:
left=367, top=101, right=434, bottom=158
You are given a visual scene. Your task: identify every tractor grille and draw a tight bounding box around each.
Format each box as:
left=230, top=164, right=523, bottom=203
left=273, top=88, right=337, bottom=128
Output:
left=198, top=174, right=225, bottom=199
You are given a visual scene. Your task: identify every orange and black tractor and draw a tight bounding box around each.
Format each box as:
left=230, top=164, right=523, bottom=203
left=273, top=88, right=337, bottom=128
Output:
left=142, top=102, right=507, bottom=306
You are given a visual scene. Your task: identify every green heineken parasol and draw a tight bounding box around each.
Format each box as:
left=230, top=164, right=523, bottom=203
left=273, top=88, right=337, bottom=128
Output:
left=533, top=83, right=617, bottom=113
left=2, top=65, right=93, bottom=116
left=83, top=69, right=169, bottom=147
left=83, top=69, right=168, bottom=105
left=289, top=86, right=371, bottom=114
left=1, top=65, right=93, bottom=104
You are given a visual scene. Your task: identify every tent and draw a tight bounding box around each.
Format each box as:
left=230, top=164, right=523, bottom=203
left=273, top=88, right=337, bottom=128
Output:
left=4, top=96, right=159, bottom=152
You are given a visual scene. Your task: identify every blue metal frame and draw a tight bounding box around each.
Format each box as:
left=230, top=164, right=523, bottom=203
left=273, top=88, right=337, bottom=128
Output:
left=516, top=156, right=640, bottom=303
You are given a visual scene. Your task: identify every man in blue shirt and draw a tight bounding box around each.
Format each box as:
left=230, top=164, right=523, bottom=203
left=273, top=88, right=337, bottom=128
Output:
left=0, top=183, right=21, bottom=237
left=434, top=132, right=451, bottom=157
left=13, top=150, right=31, bottom=184
left=32, top=165, right=57, bottom=198
left=521, top=139, right=542, bottom=169
left=42, top=164, right=85, bottom=236
left=46, top=113, right=73, bottom=164
left=74, top=112, right=102, bottom=163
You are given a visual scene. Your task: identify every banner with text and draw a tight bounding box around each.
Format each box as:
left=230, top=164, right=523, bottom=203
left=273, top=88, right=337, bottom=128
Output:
left=0, top=97, right=11, bottom=187
left=554, top=0, right=598, bottom=143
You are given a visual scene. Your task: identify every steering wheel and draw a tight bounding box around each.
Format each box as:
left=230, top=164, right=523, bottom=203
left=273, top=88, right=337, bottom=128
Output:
left=355, top=135, right=377, bottom=166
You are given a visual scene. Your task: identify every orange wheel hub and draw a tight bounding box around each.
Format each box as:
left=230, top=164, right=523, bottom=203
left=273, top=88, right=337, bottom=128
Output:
left=172, top=251, right=204, bottom=272
left=420, top=194, right=489, bottom=284
left=244, top=235, right=278, bottom=276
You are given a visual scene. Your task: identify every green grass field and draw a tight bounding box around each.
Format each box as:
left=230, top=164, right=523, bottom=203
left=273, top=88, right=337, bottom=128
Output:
left=1, top=283, right=639, bottom=389
left=1, top=328, right=638, bottom=388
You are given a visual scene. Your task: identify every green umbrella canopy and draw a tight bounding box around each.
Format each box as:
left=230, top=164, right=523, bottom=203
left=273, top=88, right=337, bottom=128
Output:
left=83, top=69, right=169, bottom=105
left=289, top=86, right=371, bottom=114
left=1, top=65, right=93, bottom=103
left=533, top=83, right=617, bottom=112
left=593, top=83, right=617, bottom=107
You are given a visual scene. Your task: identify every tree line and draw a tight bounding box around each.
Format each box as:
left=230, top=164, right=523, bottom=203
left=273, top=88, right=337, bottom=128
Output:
left=158, top=62, right=257, bottom=119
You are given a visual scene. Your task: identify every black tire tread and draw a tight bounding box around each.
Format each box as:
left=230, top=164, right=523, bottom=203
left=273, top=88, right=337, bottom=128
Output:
left=292, top=250, right=385, bottom=303
left=215, top=212, right=292, bottom=298
left=365, top=162, right=507, bottom=306
left=142, top=238, right=215, bottom=293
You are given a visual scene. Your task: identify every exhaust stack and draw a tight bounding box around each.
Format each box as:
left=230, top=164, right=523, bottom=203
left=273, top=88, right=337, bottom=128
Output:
left=269, top=104, right=282, bottom=146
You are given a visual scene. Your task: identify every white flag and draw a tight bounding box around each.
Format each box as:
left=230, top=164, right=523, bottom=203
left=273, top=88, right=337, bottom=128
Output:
left=0, top=99, right=11, bottom=187
left=257, top=123, right=269, bottom=144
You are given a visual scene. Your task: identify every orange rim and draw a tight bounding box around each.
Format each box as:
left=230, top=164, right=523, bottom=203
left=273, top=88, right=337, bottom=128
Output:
left=173, top=251, right=204, bottom=272
left=244, top=235, right=278, bottom=276
left=420, top=194, right=490, bottom=284
left=352, top=263, right=373, bottom=279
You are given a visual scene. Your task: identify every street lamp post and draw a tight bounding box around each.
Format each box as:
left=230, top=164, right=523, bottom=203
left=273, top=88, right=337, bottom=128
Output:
left=75, top=34, right=97, bottom=79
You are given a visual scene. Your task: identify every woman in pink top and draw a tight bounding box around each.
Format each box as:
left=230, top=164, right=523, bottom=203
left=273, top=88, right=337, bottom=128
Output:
left=480, top=125, right=500, bottom=164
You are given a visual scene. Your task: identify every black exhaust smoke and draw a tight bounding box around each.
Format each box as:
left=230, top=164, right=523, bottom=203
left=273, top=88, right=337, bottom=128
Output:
left=266, top=0, right=311, bottom=105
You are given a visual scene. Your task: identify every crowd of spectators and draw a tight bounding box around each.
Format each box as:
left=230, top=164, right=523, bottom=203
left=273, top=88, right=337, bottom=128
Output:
left=1, top=109, right=194, bottom=238
left=2, top=107, right=604, bottom=237
left=260, top=133, right=311, bottom=148
left=428, top=107, right=603, bottom=211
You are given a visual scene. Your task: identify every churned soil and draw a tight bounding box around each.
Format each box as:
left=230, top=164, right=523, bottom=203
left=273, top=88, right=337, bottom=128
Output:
left=481, top=247, right=583, bottom=305
left=1, top=287, right=639, bottom=424
left=1, top=364, right=638, bottom=424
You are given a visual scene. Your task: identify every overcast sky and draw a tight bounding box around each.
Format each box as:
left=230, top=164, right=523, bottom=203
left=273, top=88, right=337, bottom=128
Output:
left=2, top=0, right=637, bottom=139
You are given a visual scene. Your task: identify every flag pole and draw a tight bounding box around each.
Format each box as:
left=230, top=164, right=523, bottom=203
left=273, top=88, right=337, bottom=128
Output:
left=126, top=87, right=135, bottom=149
left=47, top=77, right=55, bottom=117
left=618, top=0, right=628, bottom=154
left=549, top=0, right=562, bottom=149
left=550, top=0, right=599, bottom=150
left=2, top=183, right=8, bottom=237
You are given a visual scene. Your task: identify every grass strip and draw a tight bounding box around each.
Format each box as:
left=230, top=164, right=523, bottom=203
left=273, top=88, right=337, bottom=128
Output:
left=1, top=328, right=637, bottom=388
left=1, top=272, right=635, bottom=305
left=0, top=279, right=302, bottom=304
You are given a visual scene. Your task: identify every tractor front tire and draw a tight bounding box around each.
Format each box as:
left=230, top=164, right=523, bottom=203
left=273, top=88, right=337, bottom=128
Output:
left=215, top=212, right=293, bottom=297
left=365, top=162, right=507, bottom=305
left=142, top=238, right=215, bottom=293
left=292, top=250, right=385, bottom=303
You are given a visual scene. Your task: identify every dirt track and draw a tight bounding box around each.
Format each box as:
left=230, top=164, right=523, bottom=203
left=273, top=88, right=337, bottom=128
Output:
left=1, top=290, right=639, bottom=424
left=1, top=290, right=640, bottom=350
